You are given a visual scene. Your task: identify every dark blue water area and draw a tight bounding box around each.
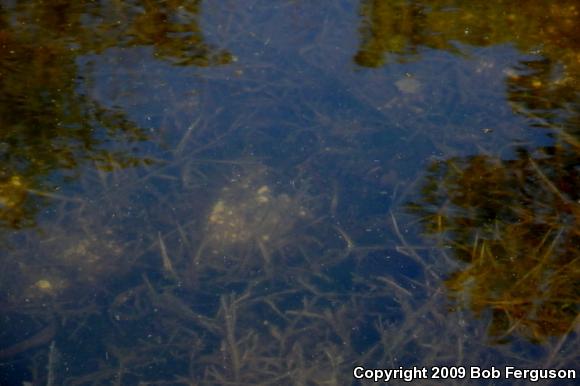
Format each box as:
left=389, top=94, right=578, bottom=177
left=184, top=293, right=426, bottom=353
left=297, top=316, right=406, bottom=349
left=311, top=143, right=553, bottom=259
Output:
left=71, top=40, right=559, bottom=248
left=79, top=43, right=557, bottom=169
left=3, top=2, right=578, bottom=385
left=70, top=23, right=567, bottom=327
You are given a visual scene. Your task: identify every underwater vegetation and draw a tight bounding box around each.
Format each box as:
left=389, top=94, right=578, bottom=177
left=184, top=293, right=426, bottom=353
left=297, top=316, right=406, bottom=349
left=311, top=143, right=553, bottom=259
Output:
left=407, top=148, right=579, bottom=343
left=354, top=0, right=580, bottom=346
left=1, top=0, right=579, bottom=385
left=398, top=1, right=580, bottom=344
left=0, top=0, right=236, bottom=231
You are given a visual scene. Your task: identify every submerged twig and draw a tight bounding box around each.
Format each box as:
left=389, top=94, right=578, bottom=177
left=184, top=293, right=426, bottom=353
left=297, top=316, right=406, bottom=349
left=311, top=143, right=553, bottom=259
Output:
left=528, top=157, right=571, bottom=204
left=390, top=210, right=438, bottom=279
left=46, top=340, right=59, bottom=386
left=158, top=231, right=179, bottom=282
left=220, top=294, right=241, bottom=383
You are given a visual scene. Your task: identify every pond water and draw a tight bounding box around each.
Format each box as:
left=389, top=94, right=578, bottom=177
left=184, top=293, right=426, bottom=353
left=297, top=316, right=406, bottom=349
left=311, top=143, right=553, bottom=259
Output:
left=0, top=1, right=578, bottom=385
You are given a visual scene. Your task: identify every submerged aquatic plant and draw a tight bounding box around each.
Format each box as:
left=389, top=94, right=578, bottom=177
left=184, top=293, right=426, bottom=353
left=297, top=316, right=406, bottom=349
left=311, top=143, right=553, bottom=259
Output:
left=408, top=149, right=579, bottom=343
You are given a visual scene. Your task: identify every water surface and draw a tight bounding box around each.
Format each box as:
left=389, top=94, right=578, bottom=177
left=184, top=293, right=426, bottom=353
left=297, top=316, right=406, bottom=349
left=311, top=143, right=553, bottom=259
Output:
left=1, top=1, right=578, bottom=385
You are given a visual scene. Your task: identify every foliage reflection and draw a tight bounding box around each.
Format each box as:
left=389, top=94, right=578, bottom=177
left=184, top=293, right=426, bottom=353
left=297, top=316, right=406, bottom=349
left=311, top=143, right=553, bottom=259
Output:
left=0, top=0, right=232, bottom=229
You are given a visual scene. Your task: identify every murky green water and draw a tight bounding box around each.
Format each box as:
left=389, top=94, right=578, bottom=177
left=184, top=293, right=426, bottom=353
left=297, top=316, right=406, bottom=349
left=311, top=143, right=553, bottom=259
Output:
left=1, top=1, right=578, bottom=385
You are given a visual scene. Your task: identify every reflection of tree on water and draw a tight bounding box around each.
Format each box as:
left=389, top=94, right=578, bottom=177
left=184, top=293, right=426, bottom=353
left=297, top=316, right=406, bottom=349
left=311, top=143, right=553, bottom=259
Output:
left=406, top=45, right=580, bottom=342
left=356, top=0, right=580, bottom=70
left=408, top=147, right=579, bottom=342
left=0, top=1, right=234, bottom=375
left=507, top=58, right=580, bottom=144
left=0, top=34, right=148, bottom=228
left=355, top=0, right=580, bottom=344
left=0, top=0, right=233, bottom=230
left=2, top=0, right=232, bottom=66
left=2, top=1, right=579, bottom=384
